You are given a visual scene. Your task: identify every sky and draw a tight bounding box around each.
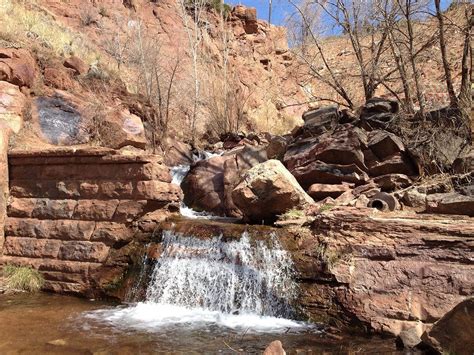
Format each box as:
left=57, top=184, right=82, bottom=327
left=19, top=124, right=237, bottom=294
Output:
left=228, top=0, right=454, bottom=26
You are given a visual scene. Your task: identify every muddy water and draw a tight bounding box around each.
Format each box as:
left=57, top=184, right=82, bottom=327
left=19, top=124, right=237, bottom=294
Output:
left=0, top=293, right=404, bottom=354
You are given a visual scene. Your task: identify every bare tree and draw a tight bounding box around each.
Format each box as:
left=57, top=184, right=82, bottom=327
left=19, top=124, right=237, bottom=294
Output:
left=288, top=0, right=355, bottom=108
left=434, top=0, right=458, bottom=108
left=177, top=0, right=208, bottom=145
left=132, top=20, right=182, bottom=152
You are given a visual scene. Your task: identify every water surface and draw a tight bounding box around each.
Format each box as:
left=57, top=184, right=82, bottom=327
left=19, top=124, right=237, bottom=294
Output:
left=0, top=293, right=403, bottom=354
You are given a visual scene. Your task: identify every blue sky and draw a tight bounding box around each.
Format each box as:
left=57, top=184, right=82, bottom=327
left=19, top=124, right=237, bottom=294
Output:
left=229, top=0, right=453, bottom=26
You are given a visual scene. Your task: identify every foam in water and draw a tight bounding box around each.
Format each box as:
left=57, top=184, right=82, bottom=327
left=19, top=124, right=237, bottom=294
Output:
left=84, top=231, right=309, bottom=333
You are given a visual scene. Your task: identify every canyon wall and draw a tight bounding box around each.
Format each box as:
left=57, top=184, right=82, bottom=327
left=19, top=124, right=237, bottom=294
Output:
left=0, top=148, right=180, bottom=294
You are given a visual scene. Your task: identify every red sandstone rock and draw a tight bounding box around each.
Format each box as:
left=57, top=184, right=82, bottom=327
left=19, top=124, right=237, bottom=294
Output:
left=91, top=222, right=133, bottom=245
left=99, top=109, right=147, bottom=149
left=58, top=241, right=109, bottom=262
left=293, top=208, right=474, bottom=336
left=43, top=67, right=76, bottom=90
left=0, top=81, right=26, bottom=134
left=0, top=48, right=37, bottom=87
left=63, top=55, right=89, bottom=75
left=421, top=298, right=474, bottom=354
left=308, top=183, right=354, bottom=201
left=368, top=153, right=417, bottom=177
left=74, top=200, right=119, bottom=220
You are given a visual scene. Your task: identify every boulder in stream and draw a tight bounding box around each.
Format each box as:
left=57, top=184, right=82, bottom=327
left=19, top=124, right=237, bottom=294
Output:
left=232, top=160, right=314, bottom=223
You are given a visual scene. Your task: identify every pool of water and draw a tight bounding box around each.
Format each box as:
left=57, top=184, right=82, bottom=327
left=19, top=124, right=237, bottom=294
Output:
left=0, top=293, right=404, bottom=354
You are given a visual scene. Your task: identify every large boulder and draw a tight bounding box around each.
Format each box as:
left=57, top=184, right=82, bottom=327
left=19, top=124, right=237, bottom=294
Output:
left=99, top=108, right=147, bottom=149
left=232, top=160, right=314, bottom=223
left=182, top=155, right=228, bottom=215
left=0, top=48, right=37, bottom=88
left=32, top=93, right=90, bottom=145
left=421, top=298, right=474, bottom=355
left=181, top=146, right=267, bottom=217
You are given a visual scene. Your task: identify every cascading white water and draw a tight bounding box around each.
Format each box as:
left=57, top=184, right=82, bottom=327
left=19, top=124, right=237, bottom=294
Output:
left=84, top=230, right=308, bottom=333
left=146, top=231, right=297, bottom=318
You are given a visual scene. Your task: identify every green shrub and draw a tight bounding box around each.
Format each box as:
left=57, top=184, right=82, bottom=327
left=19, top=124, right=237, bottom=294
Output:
left=3, top=265, right=45, bottom=292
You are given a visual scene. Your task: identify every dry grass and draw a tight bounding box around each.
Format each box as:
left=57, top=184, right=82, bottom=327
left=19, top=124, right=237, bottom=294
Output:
left=0, top=0, right=101, bottom=68
left=2, top=265, right=45, bottom=292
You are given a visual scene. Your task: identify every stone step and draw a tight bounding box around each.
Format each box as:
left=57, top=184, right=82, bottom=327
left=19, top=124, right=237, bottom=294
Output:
left=2, top=236, right=110, bottom=262
left=9, top=179, right=182, bottom=202
left=5, top=218, right=133, bottom=245
left=10, top=161, right=170, bottom=182
left=7, top=197, right=156, bottom=222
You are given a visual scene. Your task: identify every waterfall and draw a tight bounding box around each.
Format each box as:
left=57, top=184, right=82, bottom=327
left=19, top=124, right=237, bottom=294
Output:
left=146, top=231, right=297, bottom=318
left=84, top=230, right=307, bottom=333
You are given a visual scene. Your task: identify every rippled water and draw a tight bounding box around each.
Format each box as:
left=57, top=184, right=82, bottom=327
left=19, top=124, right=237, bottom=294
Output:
left=0, top=293, right=403, bottom=354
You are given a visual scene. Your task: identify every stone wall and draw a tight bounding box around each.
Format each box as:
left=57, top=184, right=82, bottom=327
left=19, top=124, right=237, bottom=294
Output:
left=0, top=148, right=181, bottom=294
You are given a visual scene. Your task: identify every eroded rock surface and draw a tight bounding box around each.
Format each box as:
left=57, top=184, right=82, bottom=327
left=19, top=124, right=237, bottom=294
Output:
left=287, top=208, right=474, bottom=336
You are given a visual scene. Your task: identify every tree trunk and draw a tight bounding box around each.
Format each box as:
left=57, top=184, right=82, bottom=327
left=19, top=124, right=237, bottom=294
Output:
left=434, top=0, right=458, bottom=108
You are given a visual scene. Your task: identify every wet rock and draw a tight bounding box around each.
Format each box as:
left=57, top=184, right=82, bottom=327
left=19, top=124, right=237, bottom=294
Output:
left=263, top=340, right=286, bottom=355
left=373, top=174, right=411, bottom=191
left=308, top=183, right=353, bottom=201
left=182, top=146, right=267, bottom=217
left=232, top=160, right=314, bottom=223
left=421, top=298, right=474, bottom=355
left=182, top=155, right=229, bottom=216
left=0, top=48, right=37, bottom=87
left=63, top=56, right=89, bottom=76
left=426, top=192, right=474, bottom=217
left=99, top=108, right=147, bottom=149
left=0, top=81, right=26, bottom=134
